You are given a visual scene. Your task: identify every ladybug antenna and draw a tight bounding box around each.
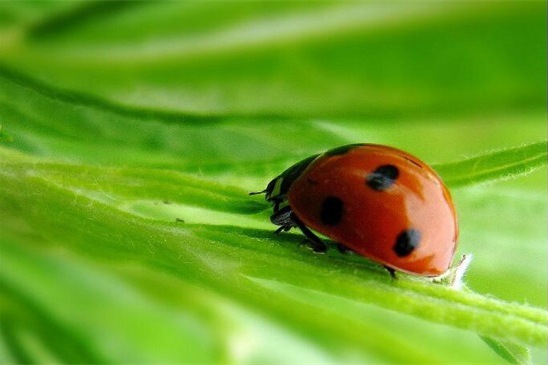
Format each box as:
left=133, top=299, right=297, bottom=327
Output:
left=249, top=189, right=267, bottom=196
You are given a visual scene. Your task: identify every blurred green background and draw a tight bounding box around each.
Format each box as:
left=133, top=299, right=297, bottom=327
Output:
left=0, top=1, right=546, bottom=364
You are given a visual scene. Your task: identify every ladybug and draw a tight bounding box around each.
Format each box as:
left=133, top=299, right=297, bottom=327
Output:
left=251, top=143, right=458, bottom=277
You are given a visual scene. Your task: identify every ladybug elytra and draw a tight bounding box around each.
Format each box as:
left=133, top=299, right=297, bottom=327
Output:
left=252, top=143, right=458, bottom=277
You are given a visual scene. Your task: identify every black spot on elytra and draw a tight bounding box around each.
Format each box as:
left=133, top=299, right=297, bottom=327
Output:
left=323, top=143, right=365, bottom=157
left=366, top=164, right=399, bottom=191
left=393, top=229, right=421, bottom=257
left=320, top=196, right=344, bottom=225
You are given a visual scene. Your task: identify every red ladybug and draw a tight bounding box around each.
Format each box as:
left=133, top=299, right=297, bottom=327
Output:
left=252, top=144, right=458, bottom=276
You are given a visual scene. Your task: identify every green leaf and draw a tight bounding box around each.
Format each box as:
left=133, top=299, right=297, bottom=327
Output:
left=481, top=336, right=531, bottom=365
left=1, top=1, right=545, bottom=118
left=434, top=142, right=548, bottom=188
left=1, top=149, right=547, bottom=363
left=1, top=1, right=546, bottom=364
left=0, top=124, right=13, bottom=142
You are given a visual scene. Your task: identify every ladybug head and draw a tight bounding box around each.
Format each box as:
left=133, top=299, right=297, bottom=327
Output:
left=249, top=176, right=284, bottom=204
left=250, top=153, right=320, bottom=207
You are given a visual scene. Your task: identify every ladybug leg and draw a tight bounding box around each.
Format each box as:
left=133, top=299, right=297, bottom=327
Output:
left=291, top=214, right=327, bottom=253
left=269, top=205, right=327, bottom=253
left=270, top=205, right=296, bottom=234
left=274, top=225, right=291, bottom=235
left=336, top=244, right=356, bottom=255
left=383, top=266, right=397, bottom=280
left=270, top=205, right=302, bottom=238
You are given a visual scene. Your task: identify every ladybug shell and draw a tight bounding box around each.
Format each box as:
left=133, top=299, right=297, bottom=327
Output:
left=287, top=144, right=458, bottom=276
